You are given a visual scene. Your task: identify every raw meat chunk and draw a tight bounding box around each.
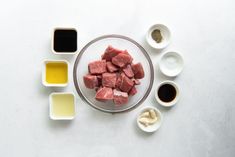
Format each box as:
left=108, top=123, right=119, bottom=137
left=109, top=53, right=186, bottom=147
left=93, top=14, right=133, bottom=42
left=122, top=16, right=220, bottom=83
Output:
left=113, top=89, right=128, bottom=105
left=115, top=73, right=123, bottom=89
left=88, top=60, right=106, bottom=74
left=95, top=87, right=113, bottom=101
left=122, top=64, right=134, bottom=78
left=106, top=61, right=118, bottom=72
left=112, top=52, right=133, bottom=67
left=83, top=74, right=98, bottom=89
left=102, top=45, right=122, bottom=61
left=119, top=75, right=134, bottom=92
left=102, top=73, right=116, bottom=88
left=129, top=86, right=137, bottom=96
left=122, top=50, right=132, bottom=57
left=131, top=63, right=145, bottom=79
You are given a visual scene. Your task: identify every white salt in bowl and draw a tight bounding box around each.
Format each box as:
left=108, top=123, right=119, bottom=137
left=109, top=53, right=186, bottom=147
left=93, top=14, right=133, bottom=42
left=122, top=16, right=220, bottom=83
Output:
left=159, top=51, right=184, bottom=77
left=73, top=34, right=154, bottom=113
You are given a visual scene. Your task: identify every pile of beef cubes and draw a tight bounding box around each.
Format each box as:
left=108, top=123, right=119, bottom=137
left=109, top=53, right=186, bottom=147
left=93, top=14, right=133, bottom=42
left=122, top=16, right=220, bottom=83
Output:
left=83, top=46, right=145, bottom=105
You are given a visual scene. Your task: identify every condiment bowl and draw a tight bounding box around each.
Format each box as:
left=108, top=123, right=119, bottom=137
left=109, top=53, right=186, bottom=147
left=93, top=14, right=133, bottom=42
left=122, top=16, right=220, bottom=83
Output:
left=49, top=92, right=76, bottom=120
left=155, top=80, right=180, bottom=107
left=52, top=27, right=77, bottom=54
left=137, top=106, right=162, bottom=133
left=159, top=51, right=184, bottom=77
left=146, top=24, right=171, bottom=50
left=42, top=60, right=69, bottom=87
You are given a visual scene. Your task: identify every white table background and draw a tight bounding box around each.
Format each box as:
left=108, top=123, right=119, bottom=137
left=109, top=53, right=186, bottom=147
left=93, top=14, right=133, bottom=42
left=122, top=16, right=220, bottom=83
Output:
left=0, top=0, right=235, bottom=156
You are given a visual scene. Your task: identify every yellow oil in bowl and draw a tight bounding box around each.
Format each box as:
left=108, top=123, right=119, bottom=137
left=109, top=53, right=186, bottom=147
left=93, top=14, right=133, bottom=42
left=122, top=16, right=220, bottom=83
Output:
left=45, top=62, right=68, bottom=84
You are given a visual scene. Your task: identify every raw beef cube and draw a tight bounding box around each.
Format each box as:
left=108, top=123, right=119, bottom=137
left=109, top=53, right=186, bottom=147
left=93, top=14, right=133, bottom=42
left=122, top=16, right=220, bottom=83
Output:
left=102, top=73, right=117, bottom=88
left=129, top=86, right=137, bottom=96
left=122, top=64, right=134, bottom=78
left=115, top=77, right=121, bottom=89
left=88, top=60, right=106, bottom=74
left=131, top=63, right=145, bottom=79
left=113, top=89, right=128, bottom=105
left=132, top=79, right=141, bottom=85
left=112, top=52, right=133, bottom=67
left=102, top=45, right=122, bottom=61
left=122, top=50, right=133, bottom=64
left=122, top=50, right=132, bottom=57
left=95, top=87, right=113, bottom=101
left=83, top=74, right=98, bottom=89
left=115, top=73, right=123, bottom=89
left=119, top=75, right=134, bottom=92
left=115, top=73, right=126, bottom=89
left=106, top=61, right=118, bottom=73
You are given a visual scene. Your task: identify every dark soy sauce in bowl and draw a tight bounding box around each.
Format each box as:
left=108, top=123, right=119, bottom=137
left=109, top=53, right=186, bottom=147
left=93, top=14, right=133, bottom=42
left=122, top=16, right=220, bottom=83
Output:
left=53, top=29, right=77, bottom=53
left=158, top=84, right=176, bottom=102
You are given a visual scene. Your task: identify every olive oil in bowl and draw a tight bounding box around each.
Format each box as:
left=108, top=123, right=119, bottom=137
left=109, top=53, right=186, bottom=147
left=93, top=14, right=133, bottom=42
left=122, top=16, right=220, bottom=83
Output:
left=42, top=60, right=68, bottom=87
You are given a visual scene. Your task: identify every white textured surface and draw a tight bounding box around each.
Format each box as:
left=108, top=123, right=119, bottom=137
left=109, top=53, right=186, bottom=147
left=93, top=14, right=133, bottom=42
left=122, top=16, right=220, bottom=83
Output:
left=0, top=0, right=235, bottom=156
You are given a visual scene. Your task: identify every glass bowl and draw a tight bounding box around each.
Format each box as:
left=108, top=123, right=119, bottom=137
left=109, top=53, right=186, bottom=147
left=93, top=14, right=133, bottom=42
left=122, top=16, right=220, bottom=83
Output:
left=73, top=34, right=154, bottom=113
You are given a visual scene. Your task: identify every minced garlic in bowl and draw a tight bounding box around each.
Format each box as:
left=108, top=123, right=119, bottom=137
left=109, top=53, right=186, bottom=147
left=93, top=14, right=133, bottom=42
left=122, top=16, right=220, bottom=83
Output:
left=137, top=106, right=162, bottom=132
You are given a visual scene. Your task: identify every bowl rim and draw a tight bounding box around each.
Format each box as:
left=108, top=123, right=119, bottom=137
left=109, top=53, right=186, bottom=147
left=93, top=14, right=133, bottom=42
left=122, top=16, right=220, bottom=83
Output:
left=73, top=34, right=154, bottom=113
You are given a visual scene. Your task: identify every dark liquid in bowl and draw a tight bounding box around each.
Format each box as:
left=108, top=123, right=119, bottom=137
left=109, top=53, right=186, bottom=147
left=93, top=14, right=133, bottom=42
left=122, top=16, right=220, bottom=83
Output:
left=53, top=29, right=77, bottom=52
left=158, top=84, right=176, bottom=102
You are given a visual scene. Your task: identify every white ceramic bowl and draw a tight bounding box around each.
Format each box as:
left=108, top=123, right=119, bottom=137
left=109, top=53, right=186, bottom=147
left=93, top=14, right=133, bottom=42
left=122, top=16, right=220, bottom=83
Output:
left=155, top=80, right=180, bottom=107
left=146, top=24, right=171, bottom=49
left=137, top=106, right=162, bottom=133
left=49, top=92, right=76, bottom=120
left=159, top=51, right=184, bottom=77
left=52, top=27, right=77, bottom=54
left=42, top=60, right=69, bottom=87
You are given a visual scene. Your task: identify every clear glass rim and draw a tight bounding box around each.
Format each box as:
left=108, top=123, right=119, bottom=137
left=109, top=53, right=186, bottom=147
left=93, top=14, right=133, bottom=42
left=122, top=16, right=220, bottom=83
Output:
left=73, top=34, right=154, bottom=114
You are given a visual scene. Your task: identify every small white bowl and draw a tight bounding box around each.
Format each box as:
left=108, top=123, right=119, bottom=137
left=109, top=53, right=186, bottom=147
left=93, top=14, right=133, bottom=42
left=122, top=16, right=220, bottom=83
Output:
left=52, top=27, right=77, bottom=54
left=155, top=80, right=180, bottom=107
left=146, top=24, right=171, bottom=50
left=42, top=60, right=69, bottom=87
left=49, top=92, right=76, bottom=120
left=159, top=51, right=184, bottom=77
left=137, top=106, right=162, bottom=133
